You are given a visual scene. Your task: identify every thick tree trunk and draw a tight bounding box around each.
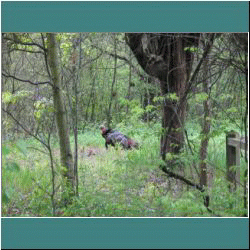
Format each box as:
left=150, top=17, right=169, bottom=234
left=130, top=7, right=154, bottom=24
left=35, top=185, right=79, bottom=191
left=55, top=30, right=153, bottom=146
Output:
left=126, top=33, right=199, bottom=160
left=47, top=33, right=74, bottom=192
left=160, top=37, right=191, bottom=159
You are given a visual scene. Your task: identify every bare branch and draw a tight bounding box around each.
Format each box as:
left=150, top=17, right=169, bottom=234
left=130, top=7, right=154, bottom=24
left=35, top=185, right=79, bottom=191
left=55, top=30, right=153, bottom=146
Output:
left=91, top=44, right=144, bottom=78
left=41, top=33, right=52, bottom=80
left=2, top=72, right=52, bottom=86
left=187, top=34, right=216, bottom=92
left=159, top=164, right=217, bottom=215
left=160, top=164, right=204, bottom=191
left=9, top=48, right=44, bottom=54
left=3, top=36, right=46, bottom=51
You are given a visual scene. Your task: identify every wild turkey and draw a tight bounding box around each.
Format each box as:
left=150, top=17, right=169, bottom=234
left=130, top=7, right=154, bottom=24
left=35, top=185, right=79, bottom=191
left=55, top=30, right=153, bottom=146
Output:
left=100, top=126, right=139, bottom=150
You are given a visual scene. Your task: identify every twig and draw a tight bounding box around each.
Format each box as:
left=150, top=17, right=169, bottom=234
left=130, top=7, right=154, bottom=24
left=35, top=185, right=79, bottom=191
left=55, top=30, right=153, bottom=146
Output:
left=3, top=36, right=46, bottom=51
left=2, top=108, right=49, bottom=149
left=9, top=48, right=45, bottom=54
left=26, top=146, right=48, bottom=155
left=2, top=72, right=52, bottom=86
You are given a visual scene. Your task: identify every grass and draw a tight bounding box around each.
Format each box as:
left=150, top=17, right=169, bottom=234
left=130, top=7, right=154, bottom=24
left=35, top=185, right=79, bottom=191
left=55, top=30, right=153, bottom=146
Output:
left=1, top=122, right=247, bottom=217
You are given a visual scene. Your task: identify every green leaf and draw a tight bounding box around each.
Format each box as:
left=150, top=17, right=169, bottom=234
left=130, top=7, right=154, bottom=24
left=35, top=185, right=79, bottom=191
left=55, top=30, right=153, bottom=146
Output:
left=167, top=93, right=179, bottom=101
left=166, top=153, right=175, bottom=161
left=153, top=93, right=179, bottom=103
left=153, top=96, right=165, bottom=103
left=34, top=111, right=41, bottom=120
left=145, top=105, right=156, bottom=112
left=118, top=97, right=129, bottom=106
left=2, top=91, right=14, bottom=104
left=195, top=92, right=208, bottom=102
left=184, top=46, right=200, bottom=52
left=47, top=106, right=55, bottom=112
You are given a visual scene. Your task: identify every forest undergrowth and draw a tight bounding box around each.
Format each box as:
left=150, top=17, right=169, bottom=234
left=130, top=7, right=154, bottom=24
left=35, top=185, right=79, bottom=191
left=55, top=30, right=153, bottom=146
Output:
left=1, top=122, right=247, bottom=217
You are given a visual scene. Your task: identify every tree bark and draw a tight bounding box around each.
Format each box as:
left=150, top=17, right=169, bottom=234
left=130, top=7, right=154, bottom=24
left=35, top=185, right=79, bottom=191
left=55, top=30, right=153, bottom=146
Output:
left=126, top=33, right=200, bottom=160
left=46, top=33, right=74, bottom=192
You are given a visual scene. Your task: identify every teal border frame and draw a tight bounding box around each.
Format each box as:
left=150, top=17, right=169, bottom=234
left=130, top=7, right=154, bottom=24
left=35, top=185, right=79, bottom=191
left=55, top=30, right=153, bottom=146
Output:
left=1, top=1, right=249, bottom=32
left=1, top=218, right=249, bottom=249
left=1, top=1, right=249, bottom=249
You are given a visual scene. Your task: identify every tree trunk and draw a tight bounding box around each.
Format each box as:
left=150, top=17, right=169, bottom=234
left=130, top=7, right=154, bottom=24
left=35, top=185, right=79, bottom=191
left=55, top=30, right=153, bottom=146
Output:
left=72, top=33, right=83, bottom=197
left=46, top=33, right=74, bottom=193
left=107, top=34, right=117, bottom=128
left=197, top=34, right=215, bottom=210
left=199, top=53, right=211, bottom=188
left=126, top=33, right=200, bottom=160
left=126, top=49, right=132, bottom=114
left=160, top=37, right=191, bottom=160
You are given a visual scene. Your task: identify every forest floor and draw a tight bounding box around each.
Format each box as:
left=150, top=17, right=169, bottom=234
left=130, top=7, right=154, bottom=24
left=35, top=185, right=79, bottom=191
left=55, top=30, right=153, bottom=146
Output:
left=2, top=130, right=247, bottom=217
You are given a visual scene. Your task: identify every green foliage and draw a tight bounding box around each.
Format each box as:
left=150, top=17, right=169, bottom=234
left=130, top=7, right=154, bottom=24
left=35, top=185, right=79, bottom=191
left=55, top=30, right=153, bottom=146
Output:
left=2, top=91, right=13, bottom=104
left=226, top=107, right=238, bottom=113
left=153, top=93, right=179, bottom=103
left=33, top=97, right=54, bottom=121
left=165, top=152, right=178, bottom=161
left=2, top=121, right=247, bottom=217
left=184, top=46, right=201, bottom=53
left=2, top=90, right=32, bottom=104
left=1, top=140, right=55, bottom=216
left=145, top=104, right=156, bottom=113
left=118, top=98, right=145, bottom=125
left=210, top=177, right=246, bottom=216
left=195, top=92, right=209, bottom=102
left=2, top=33, right=247, bottom=217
